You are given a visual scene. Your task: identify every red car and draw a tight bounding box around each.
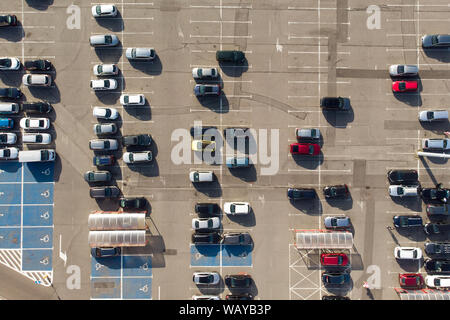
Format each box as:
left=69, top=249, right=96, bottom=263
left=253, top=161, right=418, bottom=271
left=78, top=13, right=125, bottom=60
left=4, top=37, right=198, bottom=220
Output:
left=398, top=273, right=424, bottom=289
left=290, top=143, right=320, bottom=156
left=320, top=253, right=349, bottom=267
left=392, top=81, right=418, bottom=92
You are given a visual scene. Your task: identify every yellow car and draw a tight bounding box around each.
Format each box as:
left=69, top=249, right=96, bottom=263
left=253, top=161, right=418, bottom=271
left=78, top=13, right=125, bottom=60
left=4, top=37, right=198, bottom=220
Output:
left=191, top=139, right=216, bottom=152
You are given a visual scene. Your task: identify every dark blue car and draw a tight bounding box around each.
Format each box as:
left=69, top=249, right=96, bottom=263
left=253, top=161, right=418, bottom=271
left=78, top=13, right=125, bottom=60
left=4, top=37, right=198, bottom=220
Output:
left=91, top=247, right=121, bottom=258
left=393, top=215, right=423, bottom=228
left=93, top=155, right=115, bottom=166
left=322, top=272, right=351, bottom=286
left=287, top=188, right=316, bottom=200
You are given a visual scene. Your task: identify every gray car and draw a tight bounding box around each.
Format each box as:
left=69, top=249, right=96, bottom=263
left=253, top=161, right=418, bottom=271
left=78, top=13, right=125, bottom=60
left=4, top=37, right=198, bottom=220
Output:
left=389, top=65, right=419, bottom=77
left=89, top=139, right=119, bottom=151
left=222, top=232, right=252, bottom=245
left=89, top=186, right=120, bottom=198
left=324, top=216, right=351, bottom=229
left=422, top=34, right=450, bottom=48
left=84, top=170, right=112, bottom=183
left=125, top=48, right=156, bottom=60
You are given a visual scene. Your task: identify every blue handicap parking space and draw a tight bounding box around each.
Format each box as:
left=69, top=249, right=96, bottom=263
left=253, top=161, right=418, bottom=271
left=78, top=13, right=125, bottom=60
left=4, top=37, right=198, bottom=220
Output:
left=0, top=162, right=22, bottom=183
left=91, top=256, right=122, bottom=278
left=0, top=228, right=20, bottom=248
left=0, top=184, right=21, bottom=205
left=22, top=227, right=52, bottom=249
left=91, top=277, right=121, bottom=299
left=22, top=205, right=53, bottom=227
left=221, top=245, right=252, bottom=267
left=23, top=183, right=53, bottom=205
left=190, top=244, right=221, bottom=266
left=0, top=206, right=21, bottom=226
left=122, top=255, right=152, bottom=277
left=122, top=278, right=152, bottom=300
left=23, top=163, right=54, bottom=183
left=21, top=249, right=52, bottom=271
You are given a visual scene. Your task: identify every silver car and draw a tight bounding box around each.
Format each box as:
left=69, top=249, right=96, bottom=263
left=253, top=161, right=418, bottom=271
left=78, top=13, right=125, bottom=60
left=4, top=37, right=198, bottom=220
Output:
left=419, top=110, right=448, bottom=122
left=422, top=34, right=450, bottom=48
left=324, top=216, right=351, bottom=229
left=422, top=139, right=450, bottom=151
left=89, top=34, right=119, bottom=47
left=89, top=139, right=119, bottom=151
left=296, top=128, right=321, bottom=139
left=93, top=123, right=117, bottom=135
left=389, top=65, right=419, bottom=77
left=192, top=67, right=219, bottom=79
left=126, top=48, right=156, bottom=60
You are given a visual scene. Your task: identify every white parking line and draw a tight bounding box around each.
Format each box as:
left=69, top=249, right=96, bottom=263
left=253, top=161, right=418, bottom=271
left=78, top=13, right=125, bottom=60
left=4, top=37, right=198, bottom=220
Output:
left=190, top=20, right=252, bottom=24
left=189, top=5, right=252, bottom=9
left=190, top=35, right=252, bottom=39
left=288, top=51, right=350, bottom=55
left=288, top=21, right=350, bottom=25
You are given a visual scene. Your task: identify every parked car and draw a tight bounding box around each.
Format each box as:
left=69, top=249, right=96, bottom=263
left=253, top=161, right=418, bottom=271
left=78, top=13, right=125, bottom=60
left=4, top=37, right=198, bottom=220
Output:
left=424, top=242, right=450, bottom=259
left=323, top=185, right=349, bottom=198
left=91, top=4, right=118, bottom=17
left=0, top=87, right=21, bottom=99
left=192, top=217, right=220, bottom=230
left=216, top=50, right=245, bottom=63
left=24, top=59, right=52, bottom=71
left=320, top=97, right=350, bottom=110
left=222, top=232, right=252, bottom=245
left=122, top=151, right=153, bottom=164
left=119, top=197, right=147, bottom=209
left=90, top=79, right=117, bottom=90
left=23, top=74, right=52, bottom=87
left=93, top=107, right=118, bottom=120
left=387, top=169, right=418, bottom=185
left=22, top=102, right=51, bottom=114
left=421, top=187, right=450, bottom=203
left=84, top=170, right=112, bottom=183
left=389, top=185, right=419, bottom=197
left=426, top=275, right=450, bottom=289
left=322, top=295, right=350, bottom=300
left=427, top=204, right=450, bottom=222
left=389, top=65, right=419, bottom=77
left=89, top=186, right=120, bottom=198
left=89, top=139, right=119, bottom=151
left=224, top=273, right=252, bottom=288
left=324, top=216, right=351, bottom=229
left=93, top=64, right=118, bottom=76
left=0, top=15, right=17, bottom=27
left=122, top=134, right=152, bottom=147
left=393, top=215, right=423, bottom=228
left=0, top=147, right=18, bottom=160
left=226, top=156, right=250, bottom=168
left=424, top=223, right=447, bottom=235
left=90, top=247, right=121, bottom=258
left=392, top=81, right=418, bottom=92
left=191, top=139, right=215, bottom=152
left=320, top=253, right=349, bottom=267
left=193, top=272, right=220, bottom=285
left=424, top=259, right=450, bottom=274
left=224, top=202, right=250, bottom=215
left=189, top=171, right=214, bottom=183
left=394, top=247, right=423, bottom=260
left=22, top=133, right=51, bottom=144
left=399, top=273, right=424, bottom=289
left=0, top=118, right=13, bottom=129
left=322, top=272, right=350, bottom=286
left=192, top=67, right=219, bottom=79
left=296, top=128, right=320, bottom=140
left=290, top=143, right=320, bottom=155
left=191, top=232, right=221, bottom=244
left=195, top=203, right=220, bottom=216
left=0, top=133, right=16, bottom=144
left=422, top=34, right=450, bottom=48
left=419, top=110, right=448, bottom=122
left=287, top=188, right=315, bottom=200
left=194, top=84, right=221, bottom=97
left=0, top=103, right=20, bottom=114
left=126, top=48, right=156, bottom=60
left=192, top=295, right=221, bottom=300
left=93, top=155, right=115, bottom=166
left=120, top=94, right=145, bottom=106
left=225, top=294, right=253, bottom=300
left=422, top=139, right=450, bottom=151
left=93, top=123, right=117, bottom=135
left=89, top=34, right=119, bottom=47
left=20, top=117, right=50, bottom=130
left=0, top=57, right=20, bottom=70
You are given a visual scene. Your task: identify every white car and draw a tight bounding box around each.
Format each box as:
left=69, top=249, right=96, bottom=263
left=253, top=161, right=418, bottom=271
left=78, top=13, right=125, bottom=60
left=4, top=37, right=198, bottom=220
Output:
left=89, top=139, right=119, bottom=151
left=0, top=57, right=20, bottom=70
left=419, top=110, right=448, bottom=122
left=91, top=4, right=117, bottom=17
left=425, top=275, right=450, bottom=289
left=192, top=217, right=220, bottom=230
left=122, top=151, right=153, bottom=164
left=93, top=107, right=118, bottom=120
left=93, top=64, right=119, bottom=76
left=223, top=202, right=250, bottom=215
left=93, top=123, right=117, bottom=135
left=90, top=79, right=117, bottom=90
left=0, top=133, right=16, bottom=144
left=189, top=170, right=214, bottom=183
left=192, top=67, right=219, bottom=79
left=422, top=139, right=450, bottom=151
left=89, top=34, right=119, bottom=47
left=0, top=147, right=18, bottom=160
left=389, top=185, right=419, bottom=197
left=120, top=94, right=145, bottom=106
left=126, top=48, right=156, bottom=60
left=389, top=65, right=419, bottom=77
left=20, top=117, right=50, bottom=130
left=22, top=74, right=52, bottom=87
left=394, top=247, right=423, bottom=260
left=296, top=128, right=321, bottom=139
left=192, top=272, right=220, bottom=285
left=22, top=133, right=51, bottom=144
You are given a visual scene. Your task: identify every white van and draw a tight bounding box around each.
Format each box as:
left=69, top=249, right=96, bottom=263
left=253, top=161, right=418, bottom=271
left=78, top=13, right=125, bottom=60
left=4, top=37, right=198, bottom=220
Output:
left=189, top=171, right=214, bottom=183
left=0, top=103, right=19, bottom=114
left=18, top=149, right=56, bottom=162
left=425, top=275, right=450, bottom=289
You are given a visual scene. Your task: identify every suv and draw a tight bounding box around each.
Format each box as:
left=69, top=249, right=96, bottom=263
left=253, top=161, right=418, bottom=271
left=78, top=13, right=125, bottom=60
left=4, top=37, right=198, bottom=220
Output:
left=126, top=48, right=156, bottom=60
left=394, top=247, right=422, bottom=260
left=424, top=223, right=448, bottom=235
left=389, top=185, right=419, bottom=197
left=216, top=50, right=245, bottom=63
left=122, top=134, right=152, bottom=147
left=324, top=216, right=351, bottom=229
left=427, top=204, right=450, bottom=223
left=89, top=139, right=119, bottom=151
left=24, top=59, right=52, bottom=71
left=224, top=273, right=252, bottom=288
left=120, top=94, right=145, bottom=106
left=0, top=87, right=21, bottom=99
left=195, top=203, right=220, bottom=215
left=189, top=171, right=214, bottom=183
left=226, top=156, right=250, bottom=168
left=224, top=202, right=250, bottom=215
left=419, top=110, right=448, bottom=122
left=123, top=151, right=153, bottom=164
left=422, top=34, right=450, bottom=48
left=296, top=128, right=321, bottom=140
left=22, top=102, right=52, bottom=114
left=323, top=185, right=349, bottom=198
left=0, top=15, right=17, bottom=27
left=119, top=197, right=147, bottom=209
left=89, top=34, right=119, bottom=47
left=191, top=232, right=221, bottom=244
left=322, top=272, right=351, bottom=286
left=421, top=187, right=450, bottom=203
left=387, top=169, right=418, bottom=185
left=89, top=186, right=120, bottom=198
left=194, top=84, right=221, bottom=96
left=393, top=215, right=423, bottom=228
left=222, top=232, right=252, bottom=245
left=320, top=97, right=350, bottom=111
left=22, top=74, right=52, bottom=87
left=84, top=170, right=112, bottom=183
left=287, top=188, right=315, bottom=200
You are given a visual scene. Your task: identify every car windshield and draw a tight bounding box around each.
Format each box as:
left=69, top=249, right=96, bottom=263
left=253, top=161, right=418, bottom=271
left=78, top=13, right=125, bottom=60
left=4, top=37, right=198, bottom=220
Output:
left=292, top=145, right=298, bottom=153
left=200, top=275, right=212, bottom=283
left=193, top=172, right=199, bottom=180
left=330, top=188, right=337, bottom=196
left=39, top=120, right=44, bottom=127
left=25, top=119, right=30, bottom=127
left=427, top=112, right=434, bottom=120
left=97, top=65, right=103, bottom=73
left=0, top=135, right=5, bottom=142
left=104, top=141, right=110, bottom=148
left=338, top=256, right=343, bottom=264
left=0, top=59, right=11, bottom=67
left=88, top=173, right=94, bottom=180
left=397, top=65, right=404, bottom=74
left=105, top=36, right=112, bottom=44
left=400, top=217, right=407, bottom=226
left=331, top=218, right=337, bottom=226
left=399, top=82, right=406, bottom=91
left=104, top=80, right=110, bottom=87
left=197, top=69, right=203, bottom=77
left=3, top=149, right=10, bottom=157
left=129, top=154, right=134, bottom=162
left=309, top=145, right=314, bottom=154
left=431, top=35, right=439, bottom=45
left=230, top=204, right=236, bottom=213
left=96, top=6, right=102, bottom=15
left=199, top=86, right=206, bottom=94
left=207, top=220, right=213, bottom=228
left=124, top=96, right=129, bottom=103
left=104, top=109, right=111, bottom=117
left=397, top=187, right=404, bottom=195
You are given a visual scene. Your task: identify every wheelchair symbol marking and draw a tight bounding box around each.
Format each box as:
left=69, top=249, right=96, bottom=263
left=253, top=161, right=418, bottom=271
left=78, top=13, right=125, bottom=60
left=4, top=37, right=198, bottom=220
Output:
left=139, top=285, right=149, bottom=293
left=40, top=234, right=50, bottom=243
left=40, top=257, right=49, bottom=265
left=41, top=168, right=51, bottom=176
left=95, top=263, right=103, bottom=271
left=40, top=190, right=50, bottom=198
left=195, top=253, right=203, bottom=260
left=40, top=211, right=50, bottom=220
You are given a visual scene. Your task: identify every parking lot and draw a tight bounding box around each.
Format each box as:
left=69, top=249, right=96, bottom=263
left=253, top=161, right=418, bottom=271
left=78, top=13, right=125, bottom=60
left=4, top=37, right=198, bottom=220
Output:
left=0, top=0, right=448, bottom=300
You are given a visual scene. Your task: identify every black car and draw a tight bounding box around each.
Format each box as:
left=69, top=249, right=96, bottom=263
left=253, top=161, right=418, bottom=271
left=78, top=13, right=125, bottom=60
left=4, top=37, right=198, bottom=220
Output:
left=195, top=203, right=220, bottom=215
left=224, top=274, right=252, bottom=288
left=122, top=134, right=152, bottom=147
left=0, top=15, right=17, bottom=27
left=424, top=223, right=448, bottom=235
left=223, top=127, right=250, bottom=139
left=287, top=188, right=315, bottom=201
left=216, top=50, right=245, bottom=63
left=91, top=247, right=121, bottom=258
left=424, top=259, right=450, bottom=274
left=323, top=185, right=349, bottom=198
left=320, top=97, right=350, bottom=111
left=393, top=215, right=423, bottom=228
left=322, top=295, right=350, bottom=300
left=421, top=187, right=450, bottom=203
left=387, top=169, right=418, bottom=185
left=119, top=197, right=147, bottom=210
left=191, top=232, right=221, bottom=244
left=22, top=102, right=52, bottom=114
left=225, top=293, right=253, bottom=300
left=222, top=232, right=252, bottom=245
left=0, top=88, right=21, bottom=99
left=426, top=204, right=450, bottom=223
left=24, top=59, right=52, bottom=71
left=424, top=242, right=450, bottom=259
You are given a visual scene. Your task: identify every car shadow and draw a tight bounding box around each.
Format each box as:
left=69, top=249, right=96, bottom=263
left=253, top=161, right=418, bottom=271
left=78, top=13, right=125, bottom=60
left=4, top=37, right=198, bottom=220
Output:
left=126, top=159, right=159, bottom=177
left=218, top=59, right=249, bottom=77
left=27, top=84, right=61, bottom=104
left=197, top=94, right=229, bottom=113
left=395, top=227, right=427, bottom=242
left=324, top=194, right=353, bottom=211
left=225, top=209, right=256, bottom=227
left=0, top=22, right=24, bottom=42
left=228, top=164, right=257, bottom=183
left=94, top=91, right=120, bottom=105
left=422, top=48, right=450, bottom=63
left=123, top=234, right=166, bottom=268
left=292, top=153, right=323, bottom=169
left=396, top=259, right=423, bottom=272
left=128, top=54, right=163, bottom=75
left=323, top=275, right=353, bottom=296
left=390, top=196, right=423, bottom=212
left=25, top=0, right=54, bottom=9
left=192, top=180, right=222, bottom=198
left=196, top=277, right=224, bottom=295
left=0, top=69, right=25, bottom=87
left=94, top=43, right=123, bottom=64
left=124, top=104, right=152, bottom=121
left=419, top=119, right=450, bottom=133
left=322, top=104, right=354, bottom=127
left=94, top=198, right=120, bottom=211
left=289, top=197, right=322, bottom=215
left=94, top=11, right=124, bottom=32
